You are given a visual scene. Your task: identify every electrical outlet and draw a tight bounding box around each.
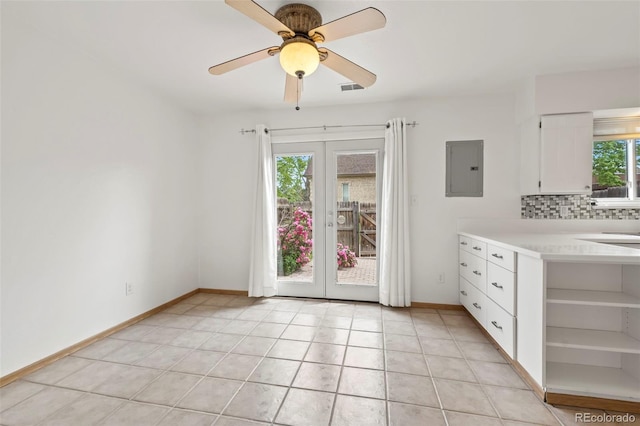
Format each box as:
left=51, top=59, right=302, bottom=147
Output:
left=560, top=206, right=570, bottom=218
left=126, top=282, right=134, bottom=296
left=438, top=273, right=445, bottom=283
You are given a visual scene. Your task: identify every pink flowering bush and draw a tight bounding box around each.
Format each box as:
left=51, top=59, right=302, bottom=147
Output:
left=337, top=243, right=357, bottom=268
left=278, top=208, right=313, bottom=276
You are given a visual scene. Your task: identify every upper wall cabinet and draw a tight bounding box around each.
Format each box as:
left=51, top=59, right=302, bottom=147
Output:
left=520, top=112, right=594, bottom=195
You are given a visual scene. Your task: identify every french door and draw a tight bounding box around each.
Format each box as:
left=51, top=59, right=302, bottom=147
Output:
left=273, top=139, right=384, bottom=301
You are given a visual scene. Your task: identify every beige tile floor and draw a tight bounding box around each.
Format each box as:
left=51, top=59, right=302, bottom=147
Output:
left=0, top=294, right=637, bottom=426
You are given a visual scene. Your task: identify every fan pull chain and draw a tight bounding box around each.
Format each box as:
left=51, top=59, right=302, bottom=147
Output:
left=295, top=75, right=301, bottom=111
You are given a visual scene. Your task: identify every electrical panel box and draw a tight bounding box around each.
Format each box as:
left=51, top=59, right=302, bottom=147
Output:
left=446, top=140, right=484, bottom=197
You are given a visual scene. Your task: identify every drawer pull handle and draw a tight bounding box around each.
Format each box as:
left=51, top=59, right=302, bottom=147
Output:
left=460, top=262, right=467, bottom=267
left=460, top=241, right=468, bottom=246
left=491, top=321, right=503, bottom=330
left=472, top=246, right=482, bottom=251
left=491, top=282, right=503, bottom=289
left=472, top=302, right=481, bottom=310
left=491, top=253, right=504, bottom=259
left=460, top=290, right=467, bottom=296
left=472, top=270, right=481, bottom=276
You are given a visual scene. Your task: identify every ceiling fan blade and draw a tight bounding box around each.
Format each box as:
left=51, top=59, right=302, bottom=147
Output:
left=208, top=46, right=279, bottom=75
left=225, top=0, right=294, bottom=37
left=309, top=7, right=386, bottom=43
left=284, top=73, right=300, bottom=103
left=318, top=48, right=376, bottom=88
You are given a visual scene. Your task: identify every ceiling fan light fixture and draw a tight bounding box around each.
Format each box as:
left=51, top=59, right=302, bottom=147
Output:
left=279, top=37, right=319, bottom=78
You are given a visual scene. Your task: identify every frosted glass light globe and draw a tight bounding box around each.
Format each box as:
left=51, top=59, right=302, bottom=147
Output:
left=279, top=40, right=319, bottom=77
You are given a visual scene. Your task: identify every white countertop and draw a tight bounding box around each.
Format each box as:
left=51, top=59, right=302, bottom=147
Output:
left=459, top=232, right=640, bottom=263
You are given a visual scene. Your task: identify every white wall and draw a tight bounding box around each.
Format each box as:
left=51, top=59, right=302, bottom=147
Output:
left=1, top=14, right=199, bottom=376
left=535, top=67, right=640, bottom=115
left=198, top=94, right=520, bottom=304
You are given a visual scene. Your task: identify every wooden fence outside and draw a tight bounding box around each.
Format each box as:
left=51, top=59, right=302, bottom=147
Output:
left=277, top=200, right=377, bottom=257
left=591, top=186, right=629, bottom=198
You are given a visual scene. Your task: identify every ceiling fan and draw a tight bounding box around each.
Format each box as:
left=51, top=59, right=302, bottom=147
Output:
left=208, top=0, right=386, bottom=106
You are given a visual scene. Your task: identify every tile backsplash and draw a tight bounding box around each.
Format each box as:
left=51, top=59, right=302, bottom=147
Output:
left=521, top=194, right=640, bottom=220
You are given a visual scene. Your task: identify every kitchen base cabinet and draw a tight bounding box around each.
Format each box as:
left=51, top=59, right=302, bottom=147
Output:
left=544, top=262, right=640, bottom=403
left=459, top=236, right=516, bottom=359
left=545, top=361, right=640, bottom=401
left=460, top=232, right=640, bottom=412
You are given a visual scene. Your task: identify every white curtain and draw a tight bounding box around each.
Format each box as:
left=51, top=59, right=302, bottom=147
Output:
left=248, top=125, right=277, bottom=297
left=379, top=118, right=411, bottom=307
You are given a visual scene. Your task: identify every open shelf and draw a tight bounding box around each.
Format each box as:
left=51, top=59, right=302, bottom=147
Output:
left=547, top=288, right=640, bottom=308
left=546, top=362, right=640, bottom=401
left=546, top=327, right=640, bottom=354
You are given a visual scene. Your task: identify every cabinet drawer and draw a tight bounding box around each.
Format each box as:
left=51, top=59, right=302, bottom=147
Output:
left=469, top=239, right=487, bottom=260
left=487, top=244, right=516, bottom=272
left=465, top=282, right=487, bottom=327
left=487, top=263, right=516, bottom=315
left=459, top=276, right=471, bottom=307
left=459, top=250, right=487, bottom=292
left=459, top=235, right=472, bottom=253
left=459, top=236, right=487, bottom=259
left=486, top=298, right=515, bottom=358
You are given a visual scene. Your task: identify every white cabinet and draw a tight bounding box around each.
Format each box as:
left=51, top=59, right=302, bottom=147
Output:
left=543, top=262, right=640, bottom=403
left=462, top=232, right=640, bottom=411
left=517, top=256, right=640, bottom=405
left=459, top=235, right=517, bottom=358
left=460, top=277, right=486, bottom=326
left=487, top=263, right=515, bottom=315
left=459, top=250, right=486, bottom=292
left=486, top=298, right=516, bottom=357
left=520, top=112, right=594, bottom=195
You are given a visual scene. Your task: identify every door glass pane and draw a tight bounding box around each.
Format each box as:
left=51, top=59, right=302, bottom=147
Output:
left=276, top=154, right=313, bottom=282
left=334, top=153, right=377, bottom=286
left=591, top=140, right=628, bottom=198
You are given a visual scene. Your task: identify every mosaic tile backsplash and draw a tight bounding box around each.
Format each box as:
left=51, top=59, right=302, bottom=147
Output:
left=521, top=194, right=640, bottom=220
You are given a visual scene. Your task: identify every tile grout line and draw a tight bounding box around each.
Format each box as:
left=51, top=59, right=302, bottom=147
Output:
left=184, top=295, right=264, bottom=425
left=155, top=294, right=264, bottom=425
left=261, top=302, right=310, bottom=425
left=7, top=296, right=580, bottom=426
left=114, top=295, right=238, bottom=424
left=445, top=316, right=506, bottom=423
left=418, top=311, right=449, bottom=426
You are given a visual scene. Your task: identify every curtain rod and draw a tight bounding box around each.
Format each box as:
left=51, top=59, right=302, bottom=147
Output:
left=239, top=121, right=419, bottom=135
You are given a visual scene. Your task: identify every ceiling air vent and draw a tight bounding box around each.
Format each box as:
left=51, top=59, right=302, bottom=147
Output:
left=340, top=83, right=364, bottom=92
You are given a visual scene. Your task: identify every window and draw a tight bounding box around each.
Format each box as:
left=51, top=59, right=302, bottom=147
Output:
left=591, top=117, right=640, bottom=207
left=342, top=183, right=350, bottom=202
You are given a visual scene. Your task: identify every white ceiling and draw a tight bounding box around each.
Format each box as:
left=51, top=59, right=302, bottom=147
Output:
left=5, top=1, right=640, bottom=115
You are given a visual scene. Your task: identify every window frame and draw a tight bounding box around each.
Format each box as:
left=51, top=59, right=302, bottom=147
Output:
left=341, top=182, right=350, bottom=202
left=591, top=138, right=639, bottom=208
